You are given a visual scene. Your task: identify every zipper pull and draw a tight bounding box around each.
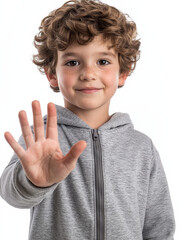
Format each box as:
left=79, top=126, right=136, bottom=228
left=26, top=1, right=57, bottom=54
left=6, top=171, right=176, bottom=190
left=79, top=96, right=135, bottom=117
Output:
left=92, top=129, right=98, bottom=141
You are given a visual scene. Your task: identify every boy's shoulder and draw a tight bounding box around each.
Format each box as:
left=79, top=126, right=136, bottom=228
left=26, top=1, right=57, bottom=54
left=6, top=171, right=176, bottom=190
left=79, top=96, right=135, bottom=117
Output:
left=128, top=127, right=155, bottom=154
left=132, top=128, right=152, bottom=143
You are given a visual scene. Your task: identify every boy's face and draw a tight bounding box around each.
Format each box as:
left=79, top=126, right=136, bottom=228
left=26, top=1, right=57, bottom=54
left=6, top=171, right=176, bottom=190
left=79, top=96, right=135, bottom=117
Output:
left=47, top=35, right=127, bottom=113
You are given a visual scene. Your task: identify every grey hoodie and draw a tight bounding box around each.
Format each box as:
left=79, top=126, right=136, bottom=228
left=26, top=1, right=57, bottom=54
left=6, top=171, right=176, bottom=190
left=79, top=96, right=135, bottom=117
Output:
left=0, top=105, right=175, bottom=240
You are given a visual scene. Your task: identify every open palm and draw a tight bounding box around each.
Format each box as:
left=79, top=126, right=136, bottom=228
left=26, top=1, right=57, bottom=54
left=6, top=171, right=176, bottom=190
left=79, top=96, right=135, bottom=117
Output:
left=4, top=101, right=87, bottom=187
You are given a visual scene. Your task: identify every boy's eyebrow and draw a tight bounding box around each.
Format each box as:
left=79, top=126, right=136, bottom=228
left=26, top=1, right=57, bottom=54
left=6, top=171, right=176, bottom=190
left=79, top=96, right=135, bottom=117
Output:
left=61, top=52, right=117, bottom=59
left=98, top=52, right=117, bottom=58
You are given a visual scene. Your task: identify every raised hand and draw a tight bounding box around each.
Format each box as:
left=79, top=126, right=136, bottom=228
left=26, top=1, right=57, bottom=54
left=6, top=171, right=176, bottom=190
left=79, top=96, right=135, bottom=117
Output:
left=4, top=101, right=87, bottom=187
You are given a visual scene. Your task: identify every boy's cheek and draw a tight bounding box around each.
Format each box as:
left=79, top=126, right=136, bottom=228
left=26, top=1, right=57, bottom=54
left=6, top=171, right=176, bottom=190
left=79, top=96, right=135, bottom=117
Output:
left=103, top=71, right=120, bottom=84
left=58, top=76, right=75, bottom=90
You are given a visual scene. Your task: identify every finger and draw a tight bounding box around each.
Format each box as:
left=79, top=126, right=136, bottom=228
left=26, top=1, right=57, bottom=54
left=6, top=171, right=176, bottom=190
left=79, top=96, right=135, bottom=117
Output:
left=46, top=102, right=58, bottom=140
left=19, top=110, right=34, bottom=148
left=4, top=132, right=25, bottom=160
left=63, top=140, right=87, bottom=170
left=32, top=100, right=45, bottom=141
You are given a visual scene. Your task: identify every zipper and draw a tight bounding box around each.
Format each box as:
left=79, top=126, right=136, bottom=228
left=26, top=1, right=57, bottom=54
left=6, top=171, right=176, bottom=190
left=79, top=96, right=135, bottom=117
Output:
left=92, top=129, right=105, bottom=240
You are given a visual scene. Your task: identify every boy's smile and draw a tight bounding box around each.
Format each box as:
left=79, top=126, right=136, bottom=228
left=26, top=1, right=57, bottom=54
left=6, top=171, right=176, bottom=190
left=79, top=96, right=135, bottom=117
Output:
left=47, top=35, right=127, bottom=128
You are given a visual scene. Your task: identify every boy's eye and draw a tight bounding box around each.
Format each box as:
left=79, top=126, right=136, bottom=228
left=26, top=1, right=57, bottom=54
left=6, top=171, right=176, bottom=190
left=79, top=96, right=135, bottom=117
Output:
left=65, top=60, right=79, bottom=66
left=97, top=59, right=110, bottom=65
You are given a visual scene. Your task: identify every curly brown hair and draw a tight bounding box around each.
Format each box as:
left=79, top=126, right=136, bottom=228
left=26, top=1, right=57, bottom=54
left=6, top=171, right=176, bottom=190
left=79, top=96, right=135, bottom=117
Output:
left=32, top=0, right=141, bottom=92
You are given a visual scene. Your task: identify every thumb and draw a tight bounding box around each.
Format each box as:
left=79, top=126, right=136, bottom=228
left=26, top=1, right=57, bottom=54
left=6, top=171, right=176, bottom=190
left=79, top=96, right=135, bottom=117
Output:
left=63, top=140, right=87, bottom=170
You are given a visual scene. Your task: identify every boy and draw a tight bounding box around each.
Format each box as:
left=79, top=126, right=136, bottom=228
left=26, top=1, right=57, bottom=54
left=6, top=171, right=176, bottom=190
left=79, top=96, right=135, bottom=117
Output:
left=0, top=0, right=175, bottom=239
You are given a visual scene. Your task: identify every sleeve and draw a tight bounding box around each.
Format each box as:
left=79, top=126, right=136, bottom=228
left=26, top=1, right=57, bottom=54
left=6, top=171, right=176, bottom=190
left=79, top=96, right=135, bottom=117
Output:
left=142, top=142, right=176, bottom=240
left=0, top=134, right=59, bottom=209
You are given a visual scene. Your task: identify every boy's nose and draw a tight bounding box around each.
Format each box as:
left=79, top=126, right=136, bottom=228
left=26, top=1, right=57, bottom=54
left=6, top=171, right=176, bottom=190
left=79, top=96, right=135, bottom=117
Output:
left=79, top=66, right=96, bottom=81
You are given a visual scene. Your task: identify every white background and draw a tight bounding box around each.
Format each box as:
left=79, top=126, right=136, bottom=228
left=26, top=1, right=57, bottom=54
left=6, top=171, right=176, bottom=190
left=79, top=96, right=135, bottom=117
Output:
left=0, top=0, right=180, bottom=239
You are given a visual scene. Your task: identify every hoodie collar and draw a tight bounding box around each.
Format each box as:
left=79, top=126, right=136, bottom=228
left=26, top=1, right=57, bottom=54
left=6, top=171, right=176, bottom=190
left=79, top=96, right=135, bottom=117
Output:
left=44, top=105, right=134, bottom=131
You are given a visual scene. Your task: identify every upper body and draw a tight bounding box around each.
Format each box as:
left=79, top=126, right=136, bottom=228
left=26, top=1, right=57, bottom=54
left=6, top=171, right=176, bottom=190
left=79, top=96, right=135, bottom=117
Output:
left=0, top=0, right=176, bottom=239
left=0, top=104, right=175, bottom=240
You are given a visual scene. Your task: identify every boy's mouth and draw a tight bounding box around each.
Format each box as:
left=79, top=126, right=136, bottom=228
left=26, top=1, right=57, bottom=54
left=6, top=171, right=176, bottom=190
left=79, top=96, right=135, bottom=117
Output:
left=76, top=87, right=103, bottom=94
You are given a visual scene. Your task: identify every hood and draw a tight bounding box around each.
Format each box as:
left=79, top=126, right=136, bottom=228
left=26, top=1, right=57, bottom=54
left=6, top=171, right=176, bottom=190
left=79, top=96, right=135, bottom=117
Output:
left=44, top=105, right=134, bottom=131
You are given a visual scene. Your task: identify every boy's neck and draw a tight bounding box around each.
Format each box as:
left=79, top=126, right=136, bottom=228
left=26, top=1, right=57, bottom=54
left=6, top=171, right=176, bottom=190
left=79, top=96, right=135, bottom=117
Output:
left=64, top=101, right=111, bottom=129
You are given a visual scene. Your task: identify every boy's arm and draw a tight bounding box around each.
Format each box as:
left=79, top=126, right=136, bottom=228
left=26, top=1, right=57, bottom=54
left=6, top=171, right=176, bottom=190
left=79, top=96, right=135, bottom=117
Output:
left=0, top=101, right=86, bottom=208
left=142, top=142, right=175, bottom=240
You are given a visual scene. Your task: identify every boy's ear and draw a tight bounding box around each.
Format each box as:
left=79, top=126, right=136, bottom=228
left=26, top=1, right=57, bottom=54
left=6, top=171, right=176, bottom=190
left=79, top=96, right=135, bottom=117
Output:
left=118, top=72, right=128, bottom=87
left=44, top=69, right=59, bottom=88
